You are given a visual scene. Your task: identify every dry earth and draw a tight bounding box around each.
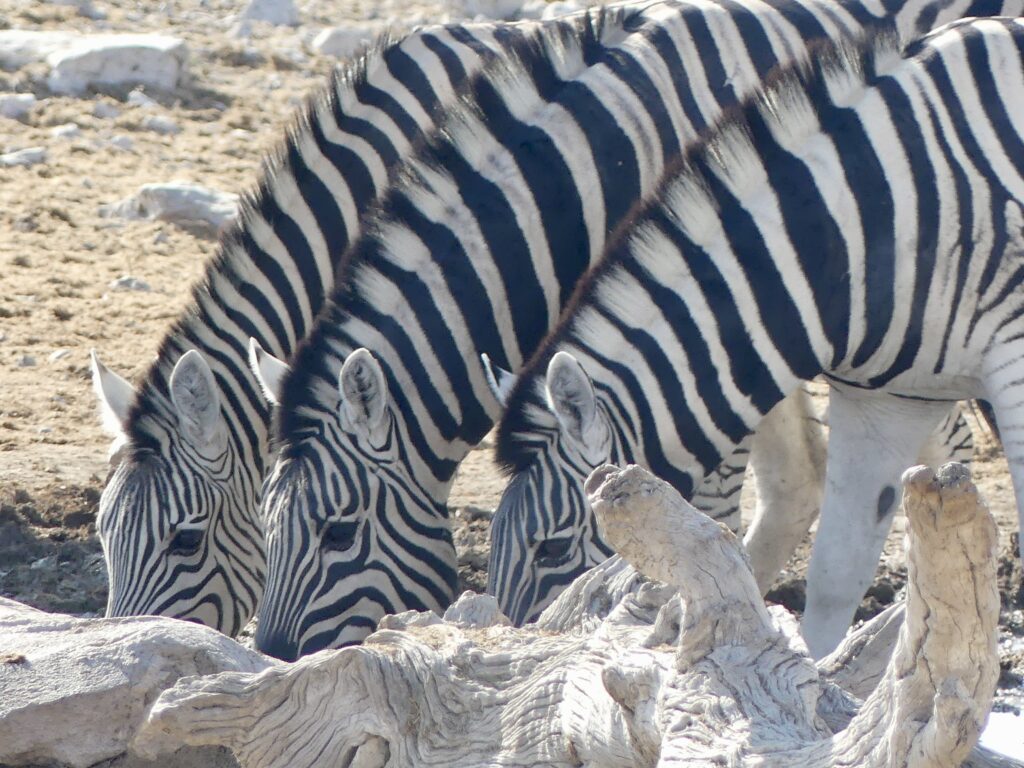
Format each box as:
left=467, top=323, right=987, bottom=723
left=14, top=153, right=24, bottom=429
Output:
left=0, top=0, right=1021, bottom=718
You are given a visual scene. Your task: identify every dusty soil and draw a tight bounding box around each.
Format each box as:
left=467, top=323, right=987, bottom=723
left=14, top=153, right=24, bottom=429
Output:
left=0, top=0, right=1021, bottom=715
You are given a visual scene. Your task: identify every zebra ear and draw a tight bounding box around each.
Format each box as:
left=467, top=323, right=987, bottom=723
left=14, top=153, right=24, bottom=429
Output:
left=248, top=338, right=290, bottom=406
left=169, top=350, right=227, bottom=452
left=90, top=350, right=137, bottom=435
left=481, top=353, right=517, bottom=407
left=338, top=348, right=389, bottom=437
left=545, top=351, right=598, bottom=444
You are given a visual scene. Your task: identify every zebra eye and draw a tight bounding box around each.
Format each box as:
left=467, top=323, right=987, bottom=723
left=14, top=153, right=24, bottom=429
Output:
left=535, top=537, right=573, bottom=565
left=168, top=528, right=204, bottom=557
left=323, top=521, right=359, bottom=552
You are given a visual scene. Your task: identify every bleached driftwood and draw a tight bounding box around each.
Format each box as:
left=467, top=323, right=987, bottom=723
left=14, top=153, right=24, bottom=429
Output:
left=133, top=462, right=1002, bottom=768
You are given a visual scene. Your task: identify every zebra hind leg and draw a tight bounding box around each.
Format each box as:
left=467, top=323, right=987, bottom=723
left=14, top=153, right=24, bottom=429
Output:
left=741, top=385, right=827, bottom=595
left=690, top=436, right=751, bottom=535
left=917, top=403, right=974, bottom=468
left=984, top=351, right=1024, bottom=560
left=800, top=383, right=949, bottom=659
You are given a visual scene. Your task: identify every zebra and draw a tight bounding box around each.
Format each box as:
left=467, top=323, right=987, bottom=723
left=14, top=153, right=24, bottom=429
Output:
left=249, top=0, right=1022, bottom=659
left=489, top=15, right=1024, bottom=659
left=87, top=14, right=591, bottom=637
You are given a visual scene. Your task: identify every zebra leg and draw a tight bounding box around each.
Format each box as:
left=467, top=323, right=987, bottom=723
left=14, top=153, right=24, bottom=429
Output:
left=917, top=403, right=974, bottom=468
left=801, top=383, right=949, bottom=659
left=741, top=385, right=827, bottom=595
left=690, top=437, right=750, bottom=534
left=983, top=350, right=1024, bottom=559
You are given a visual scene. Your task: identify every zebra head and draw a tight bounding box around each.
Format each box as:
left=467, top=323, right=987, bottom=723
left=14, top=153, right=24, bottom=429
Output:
left=252, top=345, right=457, bottom=661
left=488, top=351, right=618, bottom=626
left=91, top=350, right=265, bottom=636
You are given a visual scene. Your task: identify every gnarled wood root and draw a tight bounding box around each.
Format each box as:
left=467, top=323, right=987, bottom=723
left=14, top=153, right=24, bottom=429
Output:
left=133, top=463, right=1002, bottom=768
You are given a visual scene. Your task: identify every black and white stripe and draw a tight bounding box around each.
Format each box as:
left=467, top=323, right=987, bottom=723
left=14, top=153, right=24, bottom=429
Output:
left=491, top=16, right=1024, bottom=656
left=89, top=16, right=578, bottom=636
left=253, top=0, right=1021, bottom=658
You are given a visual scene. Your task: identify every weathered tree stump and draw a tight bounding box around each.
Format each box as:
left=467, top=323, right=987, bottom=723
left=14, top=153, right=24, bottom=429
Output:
left=132, top=463, right=1002, bottom=768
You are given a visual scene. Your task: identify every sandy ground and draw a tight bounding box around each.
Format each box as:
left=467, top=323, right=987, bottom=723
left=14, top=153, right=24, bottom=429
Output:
left=0, top=0, right=1021, bottom=715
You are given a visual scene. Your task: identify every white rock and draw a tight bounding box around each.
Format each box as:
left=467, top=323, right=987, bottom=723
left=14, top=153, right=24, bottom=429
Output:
left=47, top=34, right=189, bottom=96
left=517, top=0, right=548, bottom=19
left=0, top=597, right=273, bottom=768
left=48, top=348, right=71, bottom=362
left=93, top=100, right=121, bottom=119
left=50, top=122, right=81, bottom=138
left=108, top=134, right=134, bottom=151
left=141, top=114, right=179, bottom=134
left=542, top=0, right=583, bottom=19
left=0, top=30, right=78, bottom=69
left=1, top=147, right=46, bottom=167
left=0, top=93, right=36, bottom=120
left=239, top=0, right=299, bottom=26
left=311, top=23, right=384, bottom=59
left=443, top=0, right=524, bottom=19
left=108, top=276, right=150, bottom=292
left=102, top=181, right=240, bottom=235
left=126, top=87, right=157, bottom=108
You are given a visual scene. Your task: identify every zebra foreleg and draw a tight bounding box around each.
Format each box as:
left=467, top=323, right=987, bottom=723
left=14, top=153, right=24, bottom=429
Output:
left=800, top=383, right=949, bottom=659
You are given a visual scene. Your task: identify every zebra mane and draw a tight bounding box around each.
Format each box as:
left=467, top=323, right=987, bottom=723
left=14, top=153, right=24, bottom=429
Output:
left=272, top=4, right=635, bottom=451
left=494, top=23, right=905, bottom=474
left=121, top=30, right=410, bottom=449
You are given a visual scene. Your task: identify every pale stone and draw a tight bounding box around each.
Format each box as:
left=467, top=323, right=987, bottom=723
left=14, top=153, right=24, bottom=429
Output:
left=101, top=182, right=240, bottom=235
left=0, top=598, right=274, bottom=768
left=311, top=23, right=385, bottom=60
left=50, top=122, right=81, bottom=138
left=126, top=88, right=158, bottom=108
left=0, top=93, right=36, bottom=120
left=443, top=0, right=525, bottom=19
left=46, top=34, right=189, bottom=95
left=108, top=276, right=150, bottom=292
left=542, top=0, right=584, bottom=19
left=239, top=0, right=299, bottom=26
left=0, top=30, right=77, bottom=69
left=109, top=134, right=134, bottom=151
left=93, top=100, right=121, bottom=119
left=0, top=147, right=46, bottom=167
left=141, top=114, right=180, bottom=134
